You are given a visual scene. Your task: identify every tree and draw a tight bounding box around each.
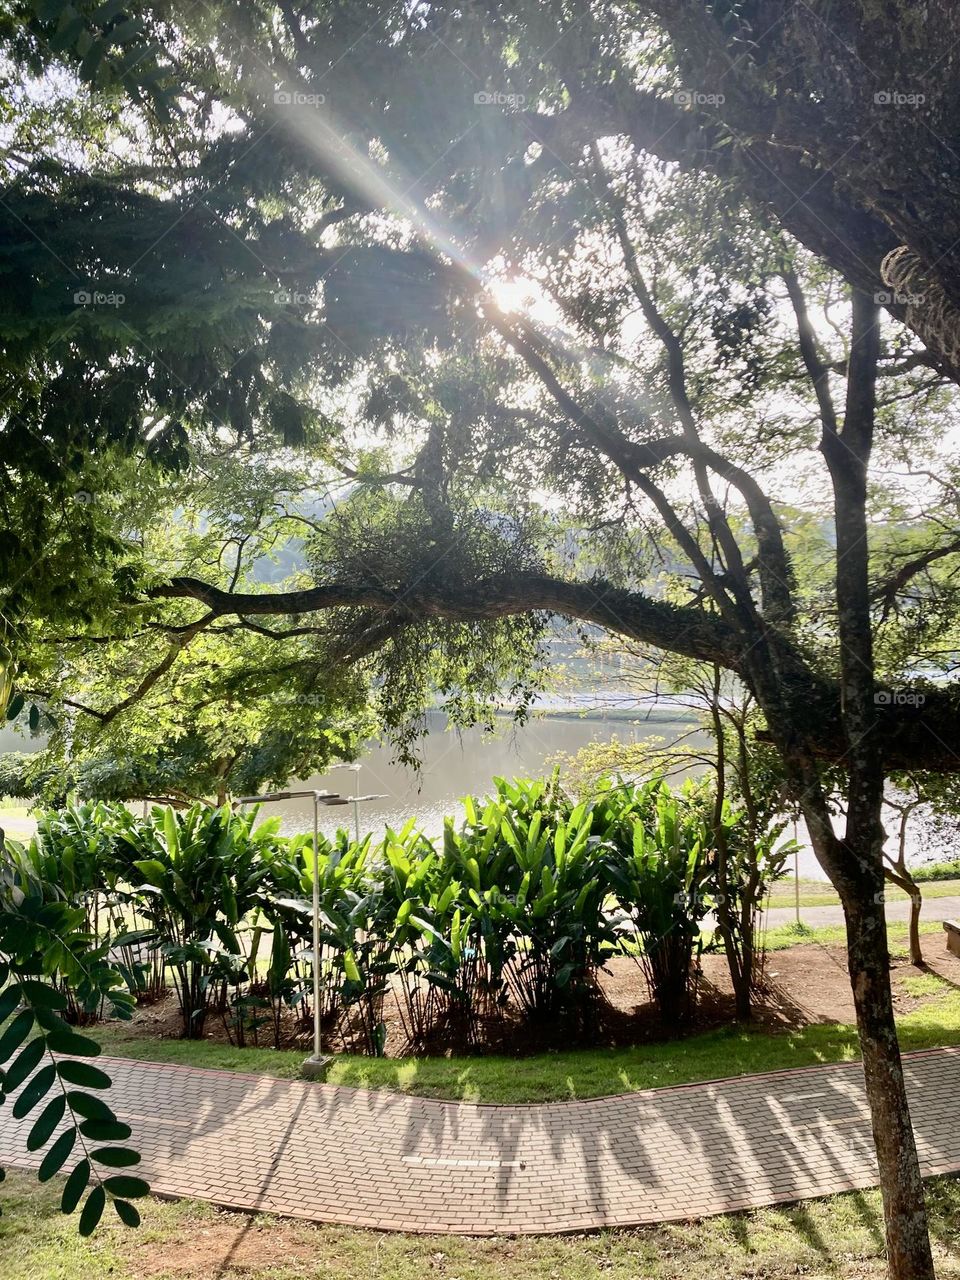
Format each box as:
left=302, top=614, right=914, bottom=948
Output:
left=5, top=7, right=960, bottom=1275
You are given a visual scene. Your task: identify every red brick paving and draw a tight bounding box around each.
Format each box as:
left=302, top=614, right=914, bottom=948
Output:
left=1, top=1048, right=958, bottom=1234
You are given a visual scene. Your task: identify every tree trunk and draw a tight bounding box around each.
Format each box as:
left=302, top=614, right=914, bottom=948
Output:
left=843, top=890, right=935, bottom=1279
left=909, top=891, right=923, bottom=969
left=885, top=804, right=925, bottom=967
left=709, top=669, right=753, bottom=1020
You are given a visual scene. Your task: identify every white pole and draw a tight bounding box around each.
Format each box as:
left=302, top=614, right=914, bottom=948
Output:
left=312, top=792, right=321, bottom=1060
left=794, top=821, right=801, bottom=926
left=354, top=768, right=361, bottom=843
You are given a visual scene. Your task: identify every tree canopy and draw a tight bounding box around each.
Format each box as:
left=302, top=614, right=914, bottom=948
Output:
left=3, top=8, right=960, bottom=1270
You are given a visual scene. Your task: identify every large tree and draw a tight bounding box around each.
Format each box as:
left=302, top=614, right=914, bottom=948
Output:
left=5, top=6, right=960, bottom=1276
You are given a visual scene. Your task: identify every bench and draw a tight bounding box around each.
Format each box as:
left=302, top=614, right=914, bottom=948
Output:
left=944, top=920, right=960, bottom=958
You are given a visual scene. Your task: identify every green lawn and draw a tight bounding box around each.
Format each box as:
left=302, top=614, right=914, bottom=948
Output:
left=767, top=876, right=960, bottom=911
left=4, top=1169, right=960, bottom=1280
left=762, top=917, right=945, bottom=951
left=90, top=921, right=960, bottom=1104
left=91, top=992, right=960, bottom=1104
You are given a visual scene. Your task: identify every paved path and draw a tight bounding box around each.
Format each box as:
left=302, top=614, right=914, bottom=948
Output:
left=764, top=894, right=960, bottom=931
left=3, top=1048, right=960, bottom=1234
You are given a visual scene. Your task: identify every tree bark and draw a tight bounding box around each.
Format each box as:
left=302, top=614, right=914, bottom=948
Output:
left=842, top=886, right=935, bottom=1279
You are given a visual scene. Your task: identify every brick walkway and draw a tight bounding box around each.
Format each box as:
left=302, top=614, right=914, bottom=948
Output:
left=2, top=1048, right=960, bottom=1234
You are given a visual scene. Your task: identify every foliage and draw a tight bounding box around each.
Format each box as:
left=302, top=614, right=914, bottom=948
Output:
left=601, top=780, right=713, bottom=1025
left=21, top=775, right=787, bottom=1053
left=107, top=804, right=276, bottom=1039
left=0, top=835, right=147, bottom=1232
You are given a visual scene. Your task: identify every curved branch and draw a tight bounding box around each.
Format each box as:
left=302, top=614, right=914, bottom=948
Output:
left=151, top=572, right=743, bottom=668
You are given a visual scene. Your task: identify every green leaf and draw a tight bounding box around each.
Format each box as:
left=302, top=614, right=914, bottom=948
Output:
left=12, top=1063, right=56, bottom=1118
left=102, top=1175, right=149, bottom=1199
left=27, top=1094, right=66, bottom=1151
left=343, top=949, right=361, bottom=984
left=16, top=981, right=67, bottom=1010
left=66, top=1092, right=116, bottom=1121
left=0, top=985, right=22, bottom=1025
left=91, top=1146, right=140, bottom=1167
left=78, top=1185, right=106, bottom=1236
left=0, top=1009, right=34, bottom=1063
left=113, top=1198, right=141, bottom=1227
left=45, top=1027, right=102, bottom=1057
left=40, top=1127, right=77, bottom=1182
left=132, top=858, right=168, bottom=886
left=56, top=1060, right=111, bottom=1089
left=62, top=1159, right=90, bottom=1212
left=3, top=1036, right=45, bottom=1092
left=80, top=1118, right=131, bottom=1142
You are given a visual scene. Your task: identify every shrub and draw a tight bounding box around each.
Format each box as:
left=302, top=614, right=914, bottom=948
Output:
left=603, top=779, right=712, bottom=1025
left=108, top=804, right=274, bottom=1038
left=23, top=771, right=778, bottom=1054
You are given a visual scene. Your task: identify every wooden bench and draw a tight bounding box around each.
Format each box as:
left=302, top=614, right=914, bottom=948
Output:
left=944, top=920, right=960, bottom=957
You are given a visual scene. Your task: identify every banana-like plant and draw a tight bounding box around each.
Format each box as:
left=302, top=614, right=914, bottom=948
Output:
left=108, top=804, right=273, bottom=1038
left=604, top=780, right=713, bottom=1025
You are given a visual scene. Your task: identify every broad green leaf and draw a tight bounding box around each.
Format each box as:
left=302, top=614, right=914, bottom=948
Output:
left=78, top=1185, right=106, bottom=1236
left=102, top=1174, right=149, bottom=1199
left=0, top=1010, right=34, bottom=1063
left=26, top=1094, right=66, bottom=1151
left=16, top=981, right=67, bottom=1011
left=80, top=1118, right=131, bottom=1142
left=57, top=1060, right=111, bottom=1089
left=12, top=1063, right=57, bottom=1118
left=66, top=1092, right=116, bottom=1121
left=91, top=1147, right=140, bottom=1167
left=61, top=1157, right=90, bottom=1210
left=40, top=1128, right=77, bottom=1183
left=343, top=950, right=361, bottom=984
left=3, top=1036, right=45, bottom=1092
left=114, top=1198, right=141, bottom=1227
left=45, top=1027, right=102, bottom=1057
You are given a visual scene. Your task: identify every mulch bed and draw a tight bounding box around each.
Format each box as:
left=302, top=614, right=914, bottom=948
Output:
left=100, top=927, right=960, bottom=1059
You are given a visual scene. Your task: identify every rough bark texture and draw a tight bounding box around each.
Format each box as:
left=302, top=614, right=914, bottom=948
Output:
left=844, top=885, right=936, bottom=1279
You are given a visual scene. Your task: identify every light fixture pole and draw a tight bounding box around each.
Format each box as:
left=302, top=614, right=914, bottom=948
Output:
left=236, top=788, right=347, bottom=1079
left=321, top=762, right=387, bottom=841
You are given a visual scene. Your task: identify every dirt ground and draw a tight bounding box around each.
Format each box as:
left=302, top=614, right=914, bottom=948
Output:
left=107, top=930, right=960, bottom=1058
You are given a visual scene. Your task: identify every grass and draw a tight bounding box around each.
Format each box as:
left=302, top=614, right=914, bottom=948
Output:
left=4, top=1169, right=960, bottom=1279
left=762, top=917, right=945, bottom=952
left=92, top=991, right=960, bottom=1104
left=767, top=876, right=960, bottom=911
left=89, top=920, right=960, bottom=1104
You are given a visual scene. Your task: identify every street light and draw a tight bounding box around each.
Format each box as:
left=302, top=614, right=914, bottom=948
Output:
left=236, top=788, right=346, bottom=1079
left=319, top=763, right=388, bottom=840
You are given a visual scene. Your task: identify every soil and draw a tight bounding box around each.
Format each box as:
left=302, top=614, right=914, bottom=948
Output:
left=103, top=927, right=960, bottom=1059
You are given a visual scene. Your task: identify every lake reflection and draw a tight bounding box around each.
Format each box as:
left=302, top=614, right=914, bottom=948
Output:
left=259, top=710, right=700, bottom=842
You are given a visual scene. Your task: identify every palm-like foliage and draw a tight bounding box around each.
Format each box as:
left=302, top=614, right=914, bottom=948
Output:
left=604, top=780, right=713, bottom=1025
left=108, top=805, right=273, bottom=1037
left=22, top=773, right=776, bottom=1051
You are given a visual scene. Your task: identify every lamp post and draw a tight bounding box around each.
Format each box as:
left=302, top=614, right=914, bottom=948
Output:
left=236, top=788, right=347, bottom=1079
left=320, top=763, right=387, bottom=841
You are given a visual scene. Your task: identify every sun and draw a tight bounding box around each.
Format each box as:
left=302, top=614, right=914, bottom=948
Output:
left=487, top=275, right=535, bottom=315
